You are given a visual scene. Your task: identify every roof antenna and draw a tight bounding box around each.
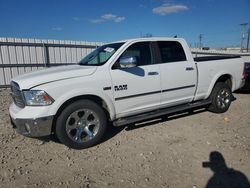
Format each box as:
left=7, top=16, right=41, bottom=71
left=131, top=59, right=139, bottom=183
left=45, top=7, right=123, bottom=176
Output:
left=174, top=35, right=177, bottom=38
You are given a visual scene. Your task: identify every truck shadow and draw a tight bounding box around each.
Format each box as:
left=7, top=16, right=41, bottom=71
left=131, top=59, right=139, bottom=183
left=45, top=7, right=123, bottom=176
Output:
left=36, top=122, right=125, bottom=145
left=125, top=107, right=207, bottom=131
left=36, top=107, right=207, bottom=146
left=203, top=151, right=250, bottom=188
left=101, top=107, right=207, bottom=144
left=101, top=123, right=125, bottom=143
left=234, top=89, right=250, bottom=94
left=36, top=134, right=60, bottom=144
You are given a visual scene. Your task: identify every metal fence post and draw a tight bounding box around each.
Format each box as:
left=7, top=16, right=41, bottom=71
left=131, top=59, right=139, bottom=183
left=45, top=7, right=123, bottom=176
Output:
left=43, top=43, right=50, bottom=67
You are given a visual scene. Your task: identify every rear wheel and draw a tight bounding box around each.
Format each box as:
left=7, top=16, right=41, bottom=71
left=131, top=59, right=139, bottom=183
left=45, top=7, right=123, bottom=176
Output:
left=208, top=82, right=232, bottom=113
left=56, top=100, right=107, bottom=149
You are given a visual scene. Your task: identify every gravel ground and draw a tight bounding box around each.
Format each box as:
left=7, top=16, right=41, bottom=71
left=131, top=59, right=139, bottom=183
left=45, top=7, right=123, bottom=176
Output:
left=0, top=88, right=250, bottom=188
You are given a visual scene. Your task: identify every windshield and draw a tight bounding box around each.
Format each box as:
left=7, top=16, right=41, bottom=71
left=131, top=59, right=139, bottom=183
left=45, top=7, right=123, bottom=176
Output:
left=79, top=42, right=124, bottom=66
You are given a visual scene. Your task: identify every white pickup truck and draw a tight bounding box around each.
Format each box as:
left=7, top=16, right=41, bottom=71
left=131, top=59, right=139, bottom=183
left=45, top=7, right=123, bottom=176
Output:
left=9, top=37, right=246, bottom=149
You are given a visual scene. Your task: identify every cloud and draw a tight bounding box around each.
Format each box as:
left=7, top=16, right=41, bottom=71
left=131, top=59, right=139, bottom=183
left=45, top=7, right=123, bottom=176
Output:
left=139, top=4, right=147, bottom=8
left=152, top=3, right=188, bottom=15
left=101, top=14, right=117, bottom=20
left=72, top=17, right=80, bottom=21
left=90, top=14, right=125, bottom=23
left=90, top=19, right=104, bottom=23
left=51, top=27, right=62, bottom=31
left=113, top=17, right=125, bottom=23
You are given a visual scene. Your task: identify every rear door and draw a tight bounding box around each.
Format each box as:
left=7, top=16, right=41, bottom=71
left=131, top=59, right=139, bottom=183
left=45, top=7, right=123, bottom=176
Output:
left=156, top=41, right=197, bottom=107
left=110, top=42, right=161, bottom=117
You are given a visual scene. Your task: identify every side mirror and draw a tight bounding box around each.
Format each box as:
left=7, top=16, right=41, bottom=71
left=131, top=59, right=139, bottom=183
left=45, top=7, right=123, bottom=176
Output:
left=119, top=56, right=137, bottom=68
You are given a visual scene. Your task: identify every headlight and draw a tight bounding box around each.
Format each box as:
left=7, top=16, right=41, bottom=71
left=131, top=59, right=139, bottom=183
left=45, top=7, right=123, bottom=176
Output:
left=23, top=90, right=54, bottom=106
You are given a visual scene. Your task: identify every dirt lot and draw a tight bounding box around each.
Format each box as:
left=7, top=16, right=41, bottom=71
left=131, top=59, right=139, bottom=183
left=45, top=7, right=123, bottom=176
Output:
left=0, top=88, right=250, bottom=188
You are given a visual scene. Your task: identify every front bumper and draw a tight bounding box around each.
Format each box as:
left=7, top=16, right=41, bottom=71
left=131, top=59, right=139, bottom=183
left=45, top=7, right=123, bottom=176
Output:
left=10, top=116, right=53, bottom=137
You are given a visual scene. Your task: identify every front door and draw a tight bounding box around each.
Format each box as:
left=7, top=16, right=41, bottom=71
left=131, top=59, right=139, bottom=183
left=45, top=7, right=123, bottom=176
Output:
left=110, top=42, right=161, bottom=118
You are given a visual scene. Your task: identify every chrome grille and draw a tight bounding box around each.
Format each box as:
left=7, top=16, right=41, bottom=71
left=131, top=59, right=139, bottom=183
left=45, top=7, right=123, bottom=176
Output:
left=10, top=81, right=25, bottom=108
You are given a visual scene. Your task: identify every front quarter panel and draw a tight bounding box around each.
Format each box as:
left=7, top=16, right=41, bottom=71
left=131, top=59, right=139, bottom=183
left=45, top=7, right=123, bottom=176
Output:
left=33, top=69, right=116, bottom=120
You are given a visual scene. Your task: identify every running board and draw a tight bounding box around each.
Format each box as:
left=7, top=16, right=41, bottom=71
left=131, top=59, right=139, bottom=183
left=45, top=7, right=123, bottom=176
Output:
left=113, top=99, right=212, bottom=127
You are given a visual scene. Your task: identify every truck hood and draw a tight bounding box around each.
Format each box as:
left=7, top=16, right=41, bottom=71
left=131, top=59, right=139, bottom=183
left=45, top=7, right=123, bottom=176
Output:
left=12, top=64, right=97, bottom=89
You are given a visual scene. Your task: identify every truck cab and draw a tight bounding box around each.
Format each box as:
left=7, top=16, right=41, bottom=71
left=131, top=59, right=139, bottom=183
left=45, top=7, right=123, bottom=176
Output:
left=108, top=38, right=197, bottom=118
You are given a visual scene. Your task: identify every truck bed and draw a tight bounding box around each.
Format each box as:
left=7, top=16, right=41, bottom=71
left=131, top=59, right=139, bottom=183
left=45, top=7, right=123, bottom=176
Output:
left=194, top=55, right=241, bottom=62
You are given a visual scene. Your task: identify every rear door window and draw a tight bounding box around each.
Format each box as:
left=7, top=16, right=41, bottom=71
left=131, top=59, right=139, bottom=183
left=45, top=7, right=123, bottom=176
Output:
left=157, top=41, right=186, bottom=63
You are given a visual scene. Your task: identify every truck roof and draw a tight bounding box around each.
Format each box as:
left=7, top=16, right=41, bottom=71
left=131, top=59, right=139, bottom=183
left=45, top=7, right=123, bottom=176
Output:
left=111, top=37, right=186, bottom=44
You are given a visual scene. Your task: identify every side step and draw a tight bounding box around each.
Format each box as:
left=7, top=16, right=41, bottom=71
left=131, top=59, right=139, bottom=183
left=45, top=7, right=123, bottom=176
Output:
left=113, top=99, right=212, bottom=127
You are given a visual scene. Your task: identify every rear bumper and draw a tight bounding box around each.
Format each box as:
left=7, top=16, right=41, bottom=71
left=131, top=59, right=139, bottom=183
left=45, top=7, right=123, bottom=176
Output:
left=10, top=116, right=53, bottom=137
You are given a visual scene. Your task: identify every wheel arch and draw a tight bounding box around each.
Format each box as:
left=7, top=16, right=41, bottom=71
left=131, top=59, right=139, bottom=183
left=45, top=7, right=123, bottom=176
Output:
left=216, top=74, right=233, bottom=89
left=207, top=73, right=233, bottom=98
left=51, top=94, right=114, bottom=134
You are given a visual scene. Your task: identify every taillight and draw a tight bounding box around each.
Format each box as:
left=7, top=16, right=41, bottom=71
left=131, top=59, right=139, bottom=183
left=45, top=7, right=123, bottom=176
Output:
left=243, top=63, right=247, bottom=79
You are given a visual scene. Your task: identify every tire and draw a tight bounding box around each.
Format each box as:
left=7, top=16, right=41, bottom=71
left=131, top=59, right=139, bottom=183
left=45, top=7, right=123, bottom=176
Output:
left=55, top=100, right=107, bottom=149
left=208, top=82, right=232, bottom=113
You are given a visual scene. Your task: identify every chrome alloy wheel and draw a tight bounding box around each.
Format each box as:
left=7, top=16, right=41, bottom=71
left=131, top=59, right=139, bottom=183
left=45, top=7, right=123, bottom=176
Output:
left=66, top=109, right=100, bottom=143
left=216, top=88, right=231, bottom=109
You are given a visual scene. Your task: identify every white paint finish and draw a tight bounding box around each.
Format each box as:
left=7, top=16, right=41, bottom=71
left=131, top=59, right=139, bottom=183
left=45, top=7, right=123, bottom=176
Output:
left=159, top=60, right=196, bottom=107
left=195, top=58, right=244, bottom=100
left=111, top=65, right=161, bottom=117
left=12, top=64, right=97, bottom=89
left=9, top=37, right=245, bottom=123
left=37, top=67, right=115, bottom=119
left=9, top=102, right=54, bottom=120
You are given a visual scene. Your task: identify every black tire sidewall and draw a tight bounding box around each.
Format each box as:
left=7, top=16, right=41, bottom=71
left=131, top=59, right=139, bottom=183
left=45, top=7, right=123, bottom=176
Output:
left=56, top=100, right=107, bottom=149
left=209, top=82, right=232, bottom=113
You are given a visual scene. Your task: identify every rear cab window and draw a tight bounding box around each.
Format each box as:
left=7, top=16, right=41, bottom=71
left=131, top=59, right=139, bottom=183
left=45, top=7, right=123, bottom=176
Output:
left=157, top=41, right=187, bottom=63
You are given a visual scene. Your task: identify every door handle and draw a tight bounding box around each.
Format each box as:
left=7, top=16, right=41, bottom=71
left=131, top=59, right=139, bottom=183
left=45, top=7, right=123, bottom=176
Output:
left=186, top=67, right=194, bottom=71
left=148, top=72, right=159, bottom=76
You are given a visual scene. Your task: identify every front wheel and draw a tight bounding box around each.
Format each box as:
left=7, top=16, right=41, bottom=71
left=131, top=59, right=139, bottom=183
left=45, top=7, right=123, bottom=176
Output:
left=208, top=82, right=232, bottom=113
left=55, top=100, right=107, bottom=149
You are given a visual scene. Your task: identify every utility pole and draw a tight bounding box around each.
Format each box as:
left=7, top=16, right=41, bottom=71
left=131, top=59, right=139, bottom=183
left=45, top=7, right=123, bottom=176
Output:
left=247, top=28, right=250, bottom=52
left=199, top=34, right=203, bottom=49
left=240, top=23, right=248, bottom=52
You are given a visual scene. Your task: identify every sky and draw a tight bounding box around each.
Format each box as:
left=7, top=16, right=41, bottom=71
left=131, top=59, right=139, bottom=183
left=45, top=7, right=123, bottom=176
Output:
left=0, top=0, right=249, bottom=48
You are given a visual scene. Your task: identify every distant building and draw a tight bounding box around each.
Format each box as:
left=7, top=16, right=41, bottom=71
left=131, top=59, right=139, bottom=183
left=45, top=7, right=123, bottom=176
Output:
left=224, top=47, right=241, bottom=52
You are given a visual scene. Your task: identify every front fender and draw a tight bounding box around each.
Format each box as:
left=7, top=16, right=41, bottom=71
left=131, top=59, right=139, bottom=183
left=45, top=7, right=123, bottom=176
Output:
left=48, top=89, right=116, bottom=120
